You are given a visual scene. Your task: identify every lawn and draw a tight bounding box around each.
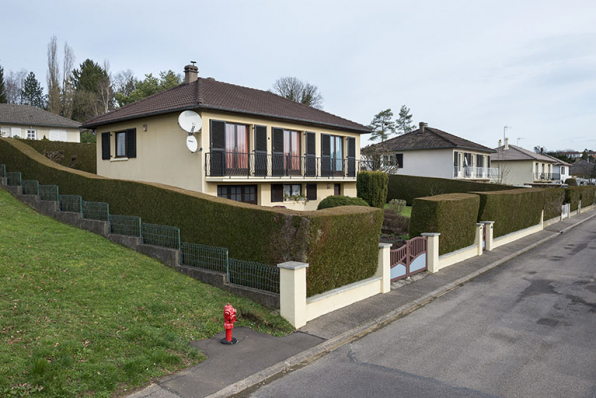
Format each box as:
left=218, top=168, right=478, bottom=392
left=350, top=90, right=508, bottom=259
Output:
left=0, top=189, right=293, bottom=397
left=384, top=203, right=412, bottom=217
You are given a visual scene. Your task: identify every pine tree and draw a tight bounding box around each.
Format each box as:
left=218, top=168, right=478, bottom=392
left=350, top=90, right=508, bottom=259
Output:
left=395, top=105, right=416, bottom=135
left=368, top=109, right=396, bottom=142
left=0, top=65, right=7, bottom=103
left=20, top=72, right=46, bottom=108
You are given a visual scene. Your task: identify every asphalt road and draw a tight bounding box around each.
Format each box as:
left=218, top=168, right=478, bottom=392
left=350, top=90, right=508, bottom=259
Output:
left=248, top=217, right=596, bottom=398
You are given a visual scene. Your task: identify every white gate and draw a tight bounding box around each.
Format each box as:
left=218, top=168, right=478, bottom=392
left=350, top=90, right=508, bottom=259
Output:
left=561, top=203, right=570, bottom=219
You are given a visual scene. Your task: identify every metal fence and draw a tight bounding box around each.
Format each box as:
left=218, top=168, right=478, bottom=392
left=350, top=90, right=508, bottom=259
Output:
left=109, top=215, right=141, bottom=237
left=82, top=201, right=110, bottom=221
left=21, top=180, right=39, bottom=196
left=141, top=222, right=180, bottom=250
left=6, top=172, right=21, bottom=186
left=59, top=194, right=83, bottom=214
left=39, top=185, right=59, bottom=201
left=180, top=242, right=228, bottom=273
left=228, top=258, right=280, bottom=293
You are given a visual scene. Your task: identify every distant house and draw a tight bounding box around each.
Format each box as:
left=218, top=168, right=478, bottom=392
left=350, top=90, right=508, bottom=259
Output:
left=370, top=122, right=497, bottom=180
left=0, top=104, right=81, bottom=142
left=81, top=64, right=371, bottom=210
left=570, top=160, right=594, bottom=179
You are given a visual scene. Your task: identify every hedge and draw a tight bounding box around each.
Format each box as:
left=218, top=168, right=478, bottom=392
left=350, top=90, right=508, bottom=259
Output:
left=0, top=138, right=383, bottom=297
left=409, top=193, right=480, bottom=255
left=357, top=171, right=388, bottom=208
left=580, top=185, right=596, bottom=207
left=317, top=195, right=369, bottom=210
left=565, top=178, right=577, bottom=186
left=543, top=188, right=565, bottom=221
left=387, top=174, right=515, bottom=206
left=565, top=187, right=582, bottom=211
left=474, top=189, right=545, bottom=238
left=20, top=138, right=97, bottom=174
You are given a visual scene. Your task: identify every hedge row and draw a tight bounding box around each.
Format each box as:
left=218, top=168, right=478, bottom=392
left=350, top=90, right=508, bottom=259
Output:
left=357, top=171, right=388, bottom=208
left=0, top=138, right=383, bottom=297
left=565, top=187, right=582, bottom=211
left=543, top=188, right=565, bottom=221
left=387, top=174, right=515, bottom=205
left=474, top=189, right=545, bottom=238
left=317, top=195, right=369, bottom=210
left=580, top=186, right=596, bottom=207
left=409, top=193, right=480, bottom=255
left=20, top=138, right=97, bottom=174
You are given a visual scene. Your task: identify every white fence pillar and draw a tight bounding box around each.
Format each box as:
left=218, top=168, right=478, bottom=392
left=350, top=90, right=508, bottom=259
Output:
left=482, top=221, right=495, bottom=251
left=378, top=243, right=392, bottom=293
left=421, top=233, right=440, bottom=273
left=278, top=261, right=309, bottom=328
left=475, top=223, right=484, bottom=255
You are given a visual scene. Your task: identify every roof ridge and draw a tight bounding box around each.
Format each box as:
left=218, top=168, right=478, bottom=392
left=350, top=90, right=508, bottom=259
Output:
left=426, top=127, right=459, bottom=147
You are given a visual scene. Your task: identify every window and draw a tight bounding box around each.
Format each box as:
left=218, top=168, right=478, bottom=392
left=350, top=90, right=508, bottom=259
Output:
left=477, top=154, right=484, bottom=168
left=0, top=127, right=9, bottom=137
left=321, top=134, right=343, bottom=176
left=271, top=184, right=303, bottom=202
left=272, top=128, right=301, bottom=176
left=226, top=123, right=249, bottom=171
left=284, top=184, right=301, bottom=198
left=217, top=185, right=257, bottom=205
left=395, top=153, right=404, bottom=168
left=114, top=129, right=136, bottom=158
left=27, top=129, right=37, bottom=140
left=116, top=132, right=126, bottom=157
left=561, top=166, right=565, bottom=174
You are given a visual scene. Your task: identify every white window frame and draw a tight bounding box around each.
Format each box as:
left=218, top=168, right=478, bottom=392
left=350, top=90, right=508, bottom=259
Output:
left=27, top=129, right=37, bottom=140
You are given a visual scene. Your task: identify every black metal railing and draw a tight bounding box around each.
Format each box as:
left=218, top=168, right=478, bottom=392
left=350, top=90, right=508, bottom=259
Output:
left=534, top=173, right=554, bottom=181
left=205, top=152, right=370, bottom=178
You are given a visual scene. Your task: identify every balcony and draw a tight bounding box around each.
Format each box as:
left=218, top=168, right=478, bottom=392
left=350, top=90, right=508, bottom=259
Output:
left=205, top=152, right=371, bottom=179
left=534, top=173, right=557, bottom=181
left=454, top=166, right=500, bottom=179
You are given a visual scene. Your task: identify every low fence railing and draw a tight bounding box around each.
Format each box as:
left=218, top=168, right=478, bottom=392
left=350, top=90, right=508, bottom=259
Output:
left=454, top=167, right=499, bottom=179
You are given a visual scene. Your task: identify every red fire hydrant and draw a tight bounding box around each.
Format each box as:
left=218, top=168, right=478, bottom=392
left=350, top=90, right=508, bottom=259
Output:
left=221, top=303, right=237, bottom=345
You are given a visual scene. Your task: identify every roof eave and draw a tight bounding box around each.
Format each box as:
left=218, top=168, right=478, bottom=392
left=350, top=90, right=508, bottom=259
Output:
left=383, top=145, right=495, bottom=153
left=0, top=120, right=81, bottom=129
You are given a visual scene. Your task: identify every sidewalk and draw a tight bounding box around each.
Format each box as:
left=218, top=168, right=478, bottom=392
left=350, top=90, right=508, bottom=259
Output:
left=129, top=210, right=596, bottom=398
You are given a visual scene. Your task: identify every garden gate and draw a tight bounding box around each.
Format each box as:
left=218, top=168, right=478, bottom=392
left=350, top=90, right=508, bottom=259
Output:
left=390, top=236, right=427, bottom=281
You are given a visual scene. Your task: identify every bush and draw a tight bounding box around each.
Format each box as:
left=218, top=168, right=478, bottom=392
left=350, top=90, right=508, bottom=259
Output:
left=565, top=178, right=577, bottom=186
left=409, top=193, right=480, bottom=255
left=382, top=210, right=410, bottom=236
left=357, top=171, right=388, bottom=208
left=474, top=189, right=545, bottom=238
left=317, top=195, right=369, bottom=210
left=387, top=199, right=406, bottom=215
left=0, top=138, right=383, bottom=297
left=543, top=188, right=565, bottom=221
left=580, top=185, right=596, bottom=207
left=20, top=139, right=96, bottom=174
left=565, top=186, right=581, bottom=211
left=387, top=174, right=515, bottom=206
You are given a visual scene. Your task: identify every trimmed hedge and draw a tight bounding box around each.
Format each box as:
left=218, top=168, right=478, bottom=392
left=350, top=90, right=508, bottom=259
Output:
left=543, top=188, right=565, bottom=221
left=0, top=138, right=382, bottom=297
left=409, top=193, right=480, bottom=255
left=565, top=178, right=577, bottom=186
left=565, top=187, right=582, bottom=211
left=580, top=185, right=596, bottom=207
left=357, top=171, right=388, bottom=208
left=474, top=189, right=545, bottom=238
left=317, top=195, right=369, bottom=210
left=21, top=138, right=97, bottom=174
left=387, top=174, right=515, bottom=206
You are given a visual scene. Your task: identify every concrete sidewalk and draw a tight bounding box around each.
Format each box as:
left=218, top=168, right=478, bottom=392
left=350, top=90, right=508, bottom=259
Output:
left=129, top=210, right=596, bottom=398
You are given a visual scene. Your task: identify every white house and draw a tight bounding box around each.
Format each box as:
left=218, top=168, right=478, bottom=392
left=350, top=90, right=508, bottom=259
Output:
left=0, top=104, right=81, bottom=142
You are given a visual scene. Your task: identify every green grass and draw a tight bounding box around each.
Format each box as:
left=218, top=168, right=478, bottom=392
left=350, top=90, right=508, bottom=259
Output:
left=384, top=204, right=412, bottom=217
left=0, top=189, right=293, bottom=397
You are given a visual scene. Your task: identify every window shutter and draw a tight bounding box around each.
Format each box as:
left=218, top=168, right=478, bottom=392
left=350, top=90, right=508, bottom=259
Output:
left=101, top=132, right=111, bottom=160
left=306, top=132, right=316, bottom=155
left=254, top=125, right=268, bottom=176
left=210, top=120, right=226, bottom=150
left=347, top=137, right=355, bottom=158
left=255, top=125, right=267, bottom=152
left=271, top=184, right=283, bottom=202
left=305, top=132, right=316, bottom=177
left=272, top=128, right=284, bottom=176
left=126, top=129, right=137, bottom=158
left=321, top=134, right=331, bottom=176
left=306, top=184, right=317, bottom=201
left=272, top=128, right=284, bottom=153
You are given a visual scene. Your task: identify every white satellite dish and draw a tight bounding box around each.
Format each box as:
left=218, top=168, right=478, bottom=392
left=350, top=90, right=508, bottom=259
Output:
left=178, top=110, right=202, bottom=134
left=186, top=135, right=199, bottom=153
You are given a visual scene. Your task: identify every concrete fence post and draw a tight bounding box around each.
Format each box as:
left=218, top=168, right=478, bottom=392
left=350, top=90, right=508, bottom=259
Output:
left=277, top=261, right=309, bottom=328
left=578, top=200, right=582, bottom=214
left=475, top=223, right=484, bottom=256
left=482, top=221, right=495, bottom=251
left=421, top=233, right=440, bottom=273
left=378, top=243, right=392, bottom=293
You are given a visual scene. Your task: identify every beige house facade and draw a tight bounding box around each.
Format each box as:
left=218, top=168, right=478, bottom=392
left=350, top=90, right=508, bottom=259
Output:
left=84, top=65, right=370, bottom=210
left=0, top=104, right=81, bottom=142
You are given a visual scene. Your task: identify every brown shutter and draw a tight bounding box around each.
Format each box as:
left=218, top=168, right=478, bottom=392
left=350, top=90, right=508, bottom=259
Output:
left=321, top=134, right=331, bottom=176
left=306, top=183, right=317, bottom=201
left=255, top=125, right=267, bottom=151
left=211, top=120, right=226, bottom=150
left=272, top=128, right=284, bottom=176
left=347, top=137, right=356, bottom=177
left=255, top=125, right=268, bottom=176
left=271, top=184, right=283, bottom=202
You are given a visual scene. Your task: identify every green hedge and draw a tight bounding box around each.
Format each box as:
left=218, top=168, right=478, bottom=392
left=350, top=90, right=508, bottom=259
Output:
left=565, top=178, right=577, bottom=186
left=565, top=187, right=582, bottom=211
left=357, top=171, right=388, bottom=208
left=474, top=189, right=545, bottom=238
left=0, top=138, right=382, bottom=297
left=543, top=188, right=565, bottom=221
left=20, top=138, right=97, bottom=174
left=317, top=195, right=369, bottom=210
left=580, top=186, right=596, bottom=207
left=387, top=174, right=515, bottom=206
left=409, top=193, right=480, bottom=255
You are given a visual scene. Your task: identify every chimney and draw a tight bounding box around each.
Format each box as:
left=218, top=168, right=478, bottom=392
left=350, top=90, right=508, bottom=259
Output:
left=504, top=137, right=509, bottom=150
left=184, top=62, right=198, bottom=84
left=498, top=139, right=502, bottom=147
left=419, top=122, right=428, bottom=133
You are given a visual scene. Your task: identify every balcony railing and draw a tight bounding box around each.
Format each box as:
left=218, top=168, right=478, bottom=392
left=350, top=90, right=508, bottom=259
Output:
left=454, top=166, right=500, bottom=179
left=205, top=152, right=371, bottom=178
left=534, top=173, right=554, bottom=181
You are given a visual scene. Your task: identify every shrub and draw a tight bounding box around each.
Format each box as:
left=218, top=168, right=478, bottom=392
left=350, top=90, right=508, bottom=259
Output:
left=387, top=199, right=406, bottom=215
left=382, top=210, right=410, bottom=236
left=565, top=178, right=577, bottom=186
left=20, top=139, right=96, bottom=174
left=543, top=188, right=565, bottom=221
left=387, top=174, right=515, bottom=206
left=0, top=138, right=383, bottom=297
left=580, top=185, right=596, bottom=207
left=409, top=193, right=480, bottom=255
left=564, top=186, right=581, bottom=211
left=473, top=189, right=545, bottom=238
left=317, top=195, right=369, bottom=210
left=357, top=171, right=388, bottom=208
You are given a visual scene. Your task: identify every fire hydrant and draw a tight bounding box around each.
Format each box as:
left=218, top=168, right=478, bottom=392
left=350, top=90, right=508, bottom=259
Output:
left=221, top=303, right=237, bottom=345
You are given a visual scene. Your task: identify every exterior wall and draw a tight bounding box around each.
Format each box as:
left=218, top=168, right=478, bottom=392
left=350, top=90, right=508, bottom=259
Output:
left=390, top=148, right=454, bottom=179
left=0, top=123, right=80, bottom=142
left=492, top=160, right=533, bottom=185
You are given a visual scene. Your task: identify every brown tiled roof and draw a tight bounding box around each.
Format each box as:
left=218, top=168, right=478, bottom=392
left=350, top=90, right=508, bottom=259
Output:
left=82, top=78, right=370, bottom=133
left=493, top=145, right=558, bottom=163
left=0, top=104, right=81, bottom=129
left=374, top=126, right=495, bottom=153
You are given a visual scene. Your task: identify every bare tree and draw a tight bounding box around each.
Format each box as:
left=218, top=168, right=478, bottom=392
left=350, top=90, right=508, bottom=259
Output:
left=47, top=35, right=61, bottom=114
left=272, top=77, right=323, bottom=109
left=97, top=60, right=114, bottom=114
left=5, top=69, right=27, bottom=104
left=61, top=42, right=75, bottom=118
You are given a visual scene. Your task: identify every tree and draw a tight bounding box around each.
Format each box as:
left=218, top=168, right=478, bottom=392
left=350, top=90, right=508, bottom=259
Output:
left=20, top=72, right=46, bottom=108
left=47, top=35, right=61, bottom=114
left=5, top=69, right=27, bottom=104
left=61, top=42, right=76, bottom=119
left=0, top=64, right=6, bottom=103
left=271, top=76, right=323, bottom=109
left=581, top=149, right=589, bottom=161
left=534, top=145, right=546, bottom=154
left=395, top=105, right=416, bottom=135
left=114, top=70, right=181, bottom=107
left=71, top=59, right=110, bottom=121
left=368, top=109, right=396, bottom=142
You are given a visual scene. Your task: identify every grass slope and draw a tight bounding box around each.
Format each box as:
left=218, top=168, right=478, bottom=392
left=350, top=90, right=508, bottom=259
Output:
left=0, top=189, right=292, bottom=397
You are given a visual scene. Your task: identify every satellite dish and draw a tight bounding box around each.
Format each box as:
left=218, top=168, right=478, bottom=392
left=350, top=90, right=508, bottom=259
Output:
left=178, top=110, right=202, bottom=134
left=186, top=135, right=199, bottom=153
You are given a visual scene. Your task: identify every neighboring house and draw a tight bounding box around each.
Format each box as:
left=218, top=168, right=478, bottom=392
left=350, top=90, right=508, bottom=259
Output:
left=81, top=64, right=370, bottom=210
left=492, top=138, right=562, bottom=185
left=543, top=154, right=571, bottom=183
left=0, top=104, right=81, bottom=142
left=570, top=160, right=594, bottom=179
left=558, top=150, right=596, bottom=161
left=370, top=122, right=497, bottom=180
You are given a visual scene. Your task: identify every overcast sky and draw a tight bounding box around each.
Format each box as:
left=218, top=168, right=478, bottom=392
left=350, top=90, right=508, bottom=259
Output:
left=2, top=0, right=595, bottom=151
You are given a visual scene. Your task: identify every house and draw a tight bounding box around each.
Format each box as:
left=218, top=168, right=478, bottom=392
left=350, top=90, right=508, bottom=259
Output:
left=0, top=104, right=81, bottom=142
left=492, top=138, right=563, bottom=185
left=570, top=160, right=595, bottom=179
left=369, top=122, right=497, bottom=180
left=543, top=154, right=571, bottom=183
left=81, top=64, right=370, bottom=210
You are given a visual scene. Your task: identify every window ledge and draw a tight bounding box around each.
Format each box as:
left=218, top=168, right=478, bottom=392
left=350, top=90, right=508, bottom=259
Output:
left=110, top=157, right=129, bottom=162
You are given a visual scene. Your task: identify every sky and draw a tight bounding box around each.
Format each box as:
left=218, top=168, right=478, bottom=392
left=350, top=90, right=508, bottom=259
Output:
left=1, top=0, right=595, bottom=151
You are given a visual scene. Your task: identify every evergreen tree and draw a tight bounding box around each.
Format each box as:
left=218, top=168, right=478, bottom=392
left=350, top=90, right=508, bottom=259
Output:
left=395, top=105, right=416, bottom=135
left=20, top=72, right=46, bottom=108
left=114, top=70, right=182, bottom=107
left=368, top=109, right=396, bottom=142
left=0, top=65, right=7, bottom=103
left=71, top=59, right=110, bottom=121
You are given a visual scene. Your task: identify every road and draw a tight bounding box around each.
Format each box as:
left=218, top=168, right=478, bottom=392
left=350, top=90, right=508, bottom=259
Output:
left=248, top=217, right=596, bottom=398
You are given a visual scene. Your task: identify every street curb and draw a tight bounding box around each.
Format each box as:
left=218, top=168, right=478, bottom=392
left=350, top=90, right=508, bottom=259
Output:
left=205, top=211, right=596, bottom=398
